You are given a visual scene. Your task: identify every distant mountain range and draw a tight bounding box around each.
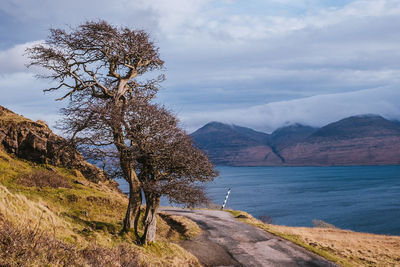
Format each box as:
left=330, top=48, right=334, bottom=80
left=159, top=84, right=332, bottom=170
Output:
left=190, top=115, right=400, bottom=166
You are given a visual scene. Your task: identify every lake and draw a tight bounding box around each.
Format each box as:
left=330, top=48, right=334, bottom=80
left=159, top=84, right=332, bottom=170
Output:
left=116, top=166, right=400, bottom=236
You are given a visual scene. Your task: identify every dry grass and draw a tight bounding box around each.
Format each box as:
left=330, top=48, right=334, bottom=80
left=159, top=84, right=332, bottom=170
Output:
left=158, top=213, right=202, bottom=241
left=140, top=242, right=201, bottom=267
left=0, top=108, right=31, bottom=125
left=268, top=225, right=400, bottom=267
left=0, top=184, right=78, bottom=242
left=228, top=210, right=400, bottom=267
left=0, top=147, right=201, bottom=266
left=0, top=216, right=143, bottom=267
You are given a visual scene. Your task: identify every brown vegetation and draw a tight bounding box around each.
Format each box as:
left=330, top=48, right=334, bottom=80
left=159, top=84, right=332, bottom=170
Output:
left=312, top=219, right=337, bottom=229
left=258, top=214, right=274, bottom=224
left=16, top=170, right=72, bottom=188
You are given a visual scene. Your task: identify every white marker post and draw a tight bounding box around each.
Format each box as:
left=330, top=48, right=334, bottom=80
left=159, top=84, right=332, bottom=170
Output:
left=221, top=188, right=231, bottom=210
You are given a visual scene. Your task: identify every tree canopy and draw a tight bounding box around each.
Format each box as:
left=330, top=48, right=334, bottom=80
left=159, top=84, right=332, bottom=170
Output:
left=27, top=20, right=218, bottom=244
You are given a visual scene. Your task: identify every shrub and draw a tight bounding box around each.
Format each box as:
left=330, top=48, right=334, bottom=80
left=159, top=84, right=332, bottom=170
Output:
left=16, top=170, right=71, bottom=188
left=312, top=219, right=337, bottom=229
left=258, top=214, right=274, bottom=224
left=66, top=194, right=78, bottom=202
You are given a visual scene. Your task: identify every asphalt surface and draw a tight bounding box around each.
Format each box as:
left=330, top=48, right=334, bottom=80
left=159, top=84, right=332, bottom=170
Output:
left=161, top=208, right=339, bottom=267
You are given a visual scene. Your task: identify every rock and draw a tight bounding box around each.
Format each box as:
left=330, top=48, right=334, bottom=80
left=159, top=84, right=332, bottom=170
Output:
left=0, top=105, right=106, bottom=182
left=74, top=179, right=89, bottom=186
left=46, top=166, right=57, bottom=172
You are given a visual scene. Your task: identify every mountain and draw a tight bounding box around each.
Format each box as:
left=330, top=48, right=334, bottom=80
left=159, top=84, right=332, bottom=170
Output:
left=190, top=122, right=282, bottom=166
left=307, top=115, right=400, bottom=141
left=192, top=115, right=400, bottom=166
left=230, top=124, right=269, bottom=144
left=268, top=124, right=318, bottom=151
left=280, top=115, right=400, bottom=166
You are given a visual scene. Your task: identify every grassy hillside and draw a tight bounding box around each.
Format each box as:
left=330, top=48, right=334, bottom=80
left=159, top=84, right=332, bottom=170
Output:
left=0, top=147, right=201, bottom=266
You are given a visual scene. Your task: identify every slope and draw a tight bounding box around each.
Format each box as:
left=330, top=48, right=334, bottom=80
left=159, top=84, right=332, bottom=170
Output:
left=191, top=122, right=282, bottom=166
left=280, top=115, right=400, bottom=165
left=0, top=107, right=202, bottom=266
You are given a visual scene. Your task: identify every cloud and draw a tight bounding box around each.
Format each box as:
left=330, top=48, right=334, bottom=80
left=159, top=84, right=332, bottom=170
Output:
left=181, top=86, right=400, bottom=133
left=157, top=1, right=400, bottom=118
left=0, top=41, right=42, bottom=74
left=1, top=0, right=400, bottom=134
left=0, top=72, right=66, bottom=129
left=0, top=0, right=161, bottom=49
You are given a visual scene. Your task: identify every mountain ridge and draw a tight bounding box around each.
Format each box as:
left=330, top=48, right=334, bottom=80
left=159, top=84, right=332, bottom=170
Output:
left=191, top=115, right=400, bottom=166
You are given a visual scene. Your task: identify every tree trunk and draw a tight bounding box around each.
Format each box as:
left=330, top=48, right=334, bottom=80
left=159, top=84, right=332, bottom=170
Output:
left=122, top=167, right=142, bottom=235
left=141, top=192, right=160, bottom=244
left=133, top=191, right=143, bottom=239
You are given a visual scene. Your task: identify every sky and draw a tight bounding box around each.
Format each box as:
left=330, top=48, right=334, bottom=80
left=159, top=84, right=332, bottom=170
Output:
left=1, top=0, right=400, bottom=133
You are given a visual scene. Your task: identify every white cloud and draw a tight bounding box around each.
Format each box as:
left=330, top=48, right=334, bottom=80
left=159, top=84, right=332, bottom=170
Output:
left=151, top=0, right=400, bottom=41
left=138, top=0, right=211, bottom=35
left=1, top=0, right=400, bottom=134
left=0, top=41, right=42, bottom=74
left=181, top=86, right=400, bottom=133
left=0, top=72, right=66, bottom=129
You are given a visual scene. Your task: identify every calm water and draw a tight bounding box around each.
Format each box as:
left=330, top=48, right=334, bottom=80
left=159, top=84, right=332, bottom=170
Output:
left=116, top=166, right=400, bottom=235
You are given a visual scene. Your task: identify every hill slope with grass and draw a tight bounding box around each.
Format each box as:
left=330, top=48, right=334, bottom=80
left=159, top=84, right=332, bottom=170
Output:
left=0, top=107, right=202, bottom=266
left=0, top=143, right=203, bottom=266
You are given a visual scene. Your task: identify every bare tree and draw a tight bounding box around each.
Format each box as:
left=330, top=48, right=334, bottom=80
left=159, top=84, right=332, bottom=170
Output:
left=60, top=97, right=217, bottom=244
left=124, top=101, right=218, bottom=244
left=27, top=20, right=164, bottom=233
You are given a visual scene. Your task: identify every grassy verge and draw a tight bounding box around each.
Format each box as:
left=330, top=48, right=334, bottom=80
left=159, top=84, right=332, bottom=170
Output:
left=227, top=210, right=400, bottom=267
left=0, top=148, right=201, bottom=266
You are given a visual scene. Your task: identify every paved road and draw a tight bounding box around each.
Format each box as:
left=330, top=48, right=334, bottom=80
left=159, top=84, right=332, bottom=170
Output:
left=162, top=208, right=339, bottom=267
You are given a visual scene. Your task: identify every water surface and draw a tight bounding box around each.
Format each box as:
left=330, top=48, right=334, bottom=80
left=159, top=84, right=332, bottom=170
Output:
left=117, top=166, right=400, bottom=235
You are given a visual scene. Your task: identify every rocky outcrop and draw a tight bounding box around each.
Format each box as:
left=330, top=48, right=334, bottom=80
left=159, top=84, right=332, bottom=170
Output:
left=0, top=106, right=106, bottom=182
